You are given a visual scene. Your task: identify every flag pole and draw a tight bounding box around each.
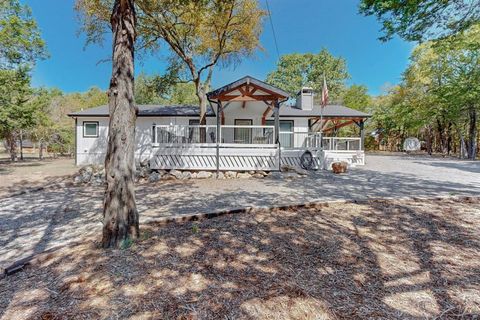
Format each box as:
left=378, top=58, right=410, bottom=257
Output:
left=320, top=73, right=325, bottom=149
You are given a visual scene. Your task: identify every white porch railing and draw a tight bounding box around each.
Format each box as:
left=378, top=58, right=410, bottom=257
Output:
left=278, top=133, right=362, bottom=151
left=153, top=125, right=275, bottom=146
left=150, top=126, right=364, bottom=171
left=322, top=137, right=362, bottom=151
left=220, top=125, right=275, bottom=145
left=154, top=125, right=217, bottom=145
left=279, top=132, right=322, bottom=149
left=153, top=126, right=362, bottom=150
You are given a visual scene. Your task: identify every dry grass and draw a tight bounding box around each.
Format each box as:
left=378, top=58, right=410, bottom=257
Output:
left=1, top=197, right=480, bottom=319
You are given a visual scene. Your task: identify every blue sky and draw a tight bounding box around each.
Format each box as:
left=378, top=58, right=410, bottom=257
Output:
left=23, top=0, right=414, bottom=96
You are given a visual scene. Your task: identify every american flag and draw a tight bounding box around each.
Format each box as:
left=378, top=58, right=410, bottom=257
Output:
left=321, top=75, right=329, bottom=107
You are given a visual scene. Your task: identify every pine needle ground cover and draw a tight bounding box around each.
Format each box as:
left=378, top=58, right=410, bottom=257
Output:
left=1, top=197, right=479, bottom=319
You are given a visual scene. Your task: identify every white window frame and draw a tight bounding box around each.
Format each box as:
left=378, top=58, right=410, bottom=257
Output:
left=83, top=121, right=99, bottom=138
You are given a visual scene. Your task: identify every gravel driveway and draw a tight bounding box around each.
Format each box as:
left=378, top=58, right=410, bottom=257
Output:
left=1, top=154, right=479, bottom=269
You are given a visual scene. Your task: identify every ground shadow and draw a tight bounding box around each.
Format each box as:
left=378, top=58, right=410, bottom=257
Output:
left=1, top=197, right=479, bottom=318
left=412, top=160, right=480, bottom=174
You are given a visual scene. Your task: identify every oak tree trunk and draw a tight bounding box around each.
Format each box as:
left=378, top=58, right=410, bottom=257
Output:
left=7, top=132, right=17, bottom=161
left=194, top=79, right=208, bottom=141
left=425, top=125, right=433, bottom=155
left=102, top=0, right=139, bottom=248
left=39, top=141, right=44, bottom=160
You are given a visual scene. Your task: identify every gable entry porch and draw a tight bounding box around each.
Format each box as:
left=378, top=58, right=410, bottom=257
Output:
left=149, top=76, right=368, bottom=173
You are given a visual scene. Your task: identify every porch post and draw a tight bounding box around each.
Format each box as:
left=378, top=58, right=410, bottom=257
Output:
left=216, top=101, right=222, bottom=177
left=274, top=100, right=281, bottom=171
left=360, top=120, right=365, bottom=150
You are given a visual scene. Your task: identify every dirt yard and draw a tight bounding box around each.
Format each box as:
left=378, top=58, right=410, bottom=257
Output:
left=1, top=197, right=479, bottom=319
left=0, top=158, right=76, bottom=196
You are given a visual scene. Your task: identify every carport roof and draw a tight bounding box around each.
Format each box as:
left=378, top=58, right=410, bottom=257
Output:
left=279, top=104, right=371, bottom=119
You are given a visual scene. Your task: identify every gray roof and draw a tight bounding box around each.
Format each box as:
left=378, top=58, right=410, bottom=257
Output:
left=279, top=104, right=371, bottom=118
left=68, top=104, right=216, bottom=117
left=69, top=103, right=369, bottom=119
left=207, top=75, right=290, bottom=99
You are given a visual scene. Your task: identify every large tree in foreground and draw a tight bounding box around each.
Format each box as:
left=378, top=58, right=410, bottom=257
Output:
left=102, top=0, right=139, bottom=248
left=359, top=0, right=480, bottom=42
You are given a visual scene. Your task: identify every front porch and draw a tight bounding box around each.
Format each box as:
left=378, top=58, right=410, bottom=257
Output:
left=149, top=76, right=368, bottom=172
left=150, top=124, right=364, bottom=171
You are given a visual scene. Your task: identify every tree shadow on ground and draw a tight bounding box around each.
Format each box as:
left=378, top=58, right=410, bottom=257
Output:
left=2, top=162, right=479, bottom=275
left=1, top=197, right=479, bottom=319
left=0, top=185, right=103, bottom=270
left=135, top=167, right=479, bottom=222
left=0, top=174, right=74, bottom=196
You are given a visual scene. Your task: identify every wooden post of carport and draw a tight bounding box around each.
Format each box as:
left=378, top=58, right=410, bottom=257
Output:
left=359, top=120, right=365, bottom=151
left=216, top=101, right=223, bottom=177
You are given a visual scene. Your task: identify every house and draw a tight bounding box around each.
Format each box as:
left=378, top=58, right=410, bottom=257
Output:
left=68, top=76, right=370, bottom=171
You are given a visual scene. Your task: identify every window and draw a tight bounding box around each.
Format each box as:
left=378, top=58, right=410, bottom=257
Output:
left=266, top=120, right=294, bottom=148
left=83, top=121, right=99, bottom=138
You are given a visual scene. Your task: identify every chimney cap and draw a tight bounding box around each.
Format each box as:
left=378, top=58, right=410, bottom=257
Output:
left=297, top=87, right=314, bottom=95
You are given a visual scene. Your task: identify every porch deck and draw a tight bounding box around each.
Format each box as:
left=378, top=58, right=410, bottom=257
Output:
left=150, top=124, right=363, bottom=171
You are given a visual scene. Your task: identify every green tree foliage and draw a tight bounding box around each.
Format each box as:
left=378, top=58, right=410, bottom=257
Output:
left=369, top=25, right=480, bottom=158
left=359, top=0, right=480, bottom=42
left=27, top=87, right=107, bottom=158
left=341, top=84, right=371, bottom=111
left=135, top=73, right=198, bottom=105
left=135, top=73, right=166, bottom=105
left=0, top=68, right=36, bottom=159
left=0, top=0, right=47, bottom=160
left=266, top=50, right=349, bottom=101
left=0, top=0, right=47, bottom=68
left=76, top=0, right=265, bottom=123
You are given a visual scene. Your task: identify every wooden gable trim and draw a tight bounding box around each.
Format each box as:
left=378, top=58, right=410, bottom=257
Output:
left=323, top=119, right=356, bottom=133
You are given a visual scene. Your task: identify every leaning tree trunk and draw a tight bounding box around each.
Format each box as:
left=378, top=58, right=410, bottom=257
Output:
left=102, top=0, right=139, bottom=248
left=194, top=79, right=209, bottom=142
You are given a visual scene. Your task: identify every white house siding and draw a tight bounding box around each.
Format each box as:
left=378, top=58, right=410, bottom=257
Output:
left=75, top=105, right=313, bottom=166
left=74, top=101, right=328, bottom=169
left=75, top=116, right=214, bottom=166
left=76, top=117, right=109, bottom=166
